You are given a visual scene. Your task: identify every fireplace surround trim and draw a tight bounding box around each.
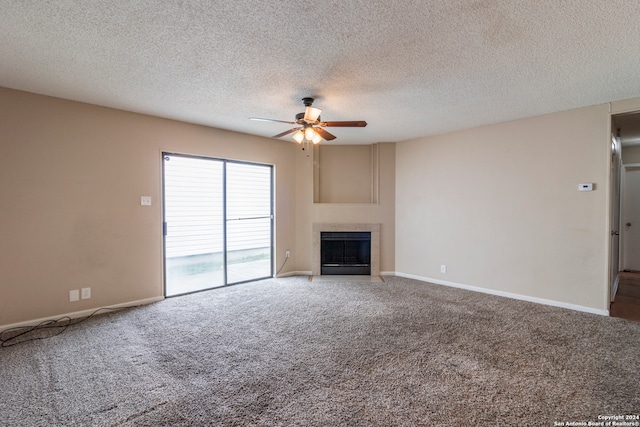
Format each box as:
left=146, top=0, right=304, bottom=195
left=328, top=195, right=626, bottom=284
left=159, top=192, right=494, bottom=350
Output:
left=312, top=223, right=380, bottom=276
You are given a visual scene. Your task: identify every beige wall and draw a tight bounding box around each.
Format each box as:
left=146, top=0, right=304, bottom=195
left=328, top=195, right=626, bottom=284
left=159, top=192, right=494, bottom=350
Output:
left=0, top=88, right=297, bottom=326
left=293, top=142, right=396, bottom=274
left=396, top=104, right=611, bottom=311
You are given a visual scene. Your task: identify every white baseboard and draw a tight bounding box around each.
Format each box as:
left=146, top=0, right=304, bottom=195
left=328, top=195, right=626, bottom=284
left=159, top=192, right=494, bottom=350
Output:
left=395, top=272, right=609, bottom=317
left=0, top=296, right=164, bottom=332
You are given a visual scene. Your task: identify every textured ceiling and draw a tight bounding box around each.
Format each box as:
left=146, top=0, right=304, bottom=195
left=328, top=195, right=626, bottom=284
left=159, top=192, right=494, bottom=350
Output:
left=2, top=0, right=640, bottom=145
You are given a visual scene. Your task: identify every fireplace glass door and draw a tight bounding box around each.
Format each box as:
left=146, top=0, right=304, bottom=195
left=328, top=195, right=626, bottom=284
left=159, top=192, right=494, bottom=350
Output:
left=321, top=232, right=371, bottom=275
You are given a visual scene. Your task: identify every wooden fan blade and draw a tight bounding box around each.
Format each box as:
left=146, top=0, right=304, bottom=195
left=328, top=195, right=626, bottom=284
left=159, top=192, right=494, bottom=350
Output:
left=250, top=117, right=297, bottom=125
left=315, top=128, right=337, bottom=141
left=272, top=128, right=300, bottom=138
left=319, top=121, right=367, bottom=127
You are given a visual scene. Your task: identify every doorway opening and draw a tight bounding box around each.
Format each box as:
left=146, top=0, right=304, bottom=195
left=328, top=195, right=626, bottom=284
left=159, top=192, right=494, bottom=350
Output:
left=610, top=112, right=640, bottom=321
left=162, top=153, right=273, bottom=296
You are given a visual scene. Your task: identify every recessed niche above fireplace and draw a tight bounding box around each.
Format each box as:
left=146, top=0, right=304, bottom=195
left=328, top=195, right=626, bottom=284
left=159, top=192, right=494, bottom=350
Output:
left=312, top=223, right=380, bottom=276
left=313, top=144, right=379, bottom=204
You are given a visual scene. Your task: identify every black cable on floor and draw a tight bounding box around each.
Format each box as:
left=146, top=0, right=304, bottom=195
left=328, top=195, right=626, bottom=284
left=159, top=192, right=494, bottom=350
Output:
left=0, top=306, right=136, bottom=348
left=274, top=254, right=289, bottom=277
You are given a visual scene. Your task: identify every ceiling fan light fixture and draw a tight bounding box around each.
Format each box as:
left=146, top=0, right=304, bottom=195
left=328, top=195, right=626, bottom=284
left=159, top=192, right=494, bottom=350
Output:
left=305, top=127, right=316, bottom=141
left=292, top=130, right=304, bottom=143
left=304, top=106, right=322, bottom=122
left=312, top=132, right=323, bottom=144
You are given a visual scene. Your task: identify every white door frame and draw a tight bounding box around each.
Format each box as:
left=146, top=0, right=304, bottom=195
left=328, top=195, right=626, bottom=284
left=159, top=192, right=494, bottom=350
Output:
left=609, top=134, right=622, bottom=302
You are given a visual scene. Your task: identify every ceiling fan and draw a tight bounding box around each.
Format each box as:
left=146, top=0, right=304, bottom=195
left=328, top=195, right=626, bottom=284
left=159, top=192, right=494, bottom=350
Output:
left=250, top=97, right=367, bottom=146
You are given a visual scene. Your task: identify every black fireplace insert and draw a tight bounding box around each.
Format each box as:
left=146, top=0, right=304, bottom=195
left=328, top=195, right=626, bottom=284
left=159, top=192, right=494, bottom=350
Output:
left=320, top=231, right=371, bottom=275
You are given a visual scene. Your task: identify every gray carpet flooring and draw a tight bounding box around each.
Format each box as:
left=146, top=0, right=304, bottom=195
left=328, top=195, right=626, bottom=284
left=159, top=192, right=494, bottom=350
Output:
left=1, top=276, right=638, bottom=426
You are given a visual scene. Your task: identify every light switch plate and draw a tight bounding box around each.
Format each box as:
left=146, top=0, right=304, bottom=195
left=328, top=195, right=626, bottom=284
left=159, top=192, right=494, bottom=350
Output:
left=140, top=196, right=152, bottom=206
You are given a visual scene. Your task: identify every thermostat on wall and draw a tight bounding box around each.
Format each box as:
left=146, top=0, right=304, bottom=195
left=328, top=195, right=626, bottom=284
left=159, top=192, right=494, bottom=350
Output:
left=578, top=183, right=593, bottom=192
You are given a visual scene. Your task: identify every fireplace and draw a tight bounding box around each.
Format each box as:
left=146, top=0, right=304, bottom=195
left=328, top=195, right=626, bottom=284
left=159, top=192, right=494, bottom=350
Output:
left=321, top=232, right=371, bottom=275
left=312, top=223, right=380, bottom=276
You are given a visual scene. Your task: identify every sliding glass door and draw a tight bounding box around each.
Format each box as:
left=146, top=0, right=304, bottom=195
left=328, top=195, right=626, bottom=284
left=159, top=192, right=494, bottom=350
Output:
left=226, top=162, right=273, bottom=283
left=164, top=155, right=224, bottom=295
left=163, top=153, right=273, bottom=296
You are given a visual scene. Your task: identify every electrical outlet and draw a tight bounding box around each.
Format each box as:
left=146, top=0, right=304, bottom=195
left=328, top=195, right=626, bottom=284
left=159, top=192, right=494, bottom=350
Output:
left=440, top=265, right=447, bottom=273
left=81, top=287, right=91, bottom=300
left=69, top=290, right=80, bottom=302
left=285, top=250, right=291, bottom=258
